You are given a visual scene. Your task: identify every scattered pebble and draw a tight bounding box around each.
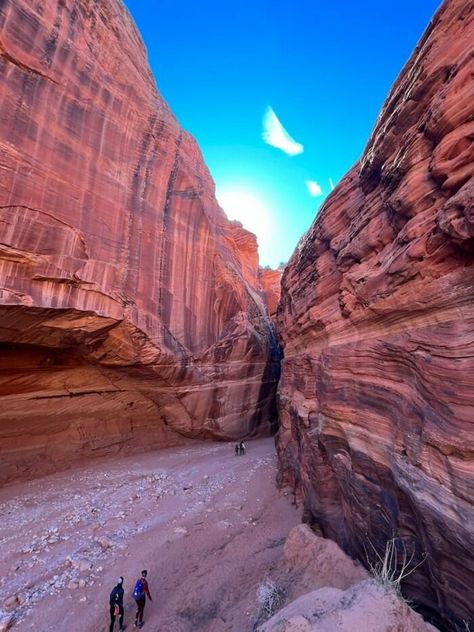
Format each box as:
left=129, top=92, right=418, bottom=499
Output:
left=0, top=440, right=279, bottom=629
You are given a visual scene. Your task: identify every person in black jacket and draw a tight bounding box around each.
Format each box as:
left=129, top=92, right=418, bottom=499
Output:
left=109, top=576, right=125, bottom=631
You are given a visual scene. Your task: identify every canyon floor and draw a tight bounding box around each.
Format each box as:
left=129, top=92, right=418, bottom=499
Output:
left=0, top=438, right=302, bottom=632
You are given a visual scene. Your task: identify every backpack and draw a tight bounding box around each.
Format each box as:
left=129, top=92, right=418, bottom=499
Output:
left=133, top=579, right=145, bottom=601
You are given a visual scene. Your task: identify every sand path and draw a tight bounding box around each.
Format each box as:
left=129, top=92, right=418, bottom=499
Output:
left=0, top=438, right=300, bottom=631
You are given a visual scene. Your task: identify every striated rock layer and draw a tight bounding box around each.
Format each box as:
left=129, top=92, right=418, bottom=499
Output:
left=259, top=265, right=283, bottom=320
left=0, top=0, right=279, bottom=483
left=276, top=0, right=473, bottom=629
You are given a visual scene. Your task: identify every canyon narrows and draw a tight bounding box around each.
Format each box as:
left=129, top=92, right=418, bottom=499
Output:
left=276, top=0, right=473, bottom=629
left=0, top=0, right=280, bottom=484
left=0, top=0, right=473, bottom=630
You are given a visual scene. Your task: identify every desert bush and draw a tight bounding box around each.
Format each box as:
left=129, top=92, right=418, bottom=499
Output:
left=364, top=536, right=427, bottom=593
left=253, top=579, right=286, bottom=628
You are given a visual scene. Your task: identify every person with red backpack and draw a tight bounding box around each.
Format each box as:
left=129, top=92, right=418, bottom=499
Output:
left=133, top=570, right=152, bottom=628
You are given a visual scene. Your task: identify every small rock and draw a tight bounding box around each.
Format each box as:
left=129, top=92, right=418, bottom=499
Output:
left=4, top=595, right=22, bottom=611
left=67, top=580, right=78, bottom=590
left=72, top=559, right=92, bottom=572
left=173, top=526, right=189, bottom=536
left=97, top=537, right=113, bottom=550
left=284, top=616, right=311, bottom=632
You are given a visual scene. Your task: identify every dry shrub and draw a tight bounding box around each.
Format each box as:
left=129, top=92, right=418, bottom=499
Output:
left=253, top=579, right=286, bottom=629
left=364, top=537, right=427, bottom=593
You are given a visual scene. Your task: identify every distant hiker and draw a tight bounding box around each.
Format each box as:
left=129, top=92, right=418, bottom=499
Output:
left=133, top=569, right=152, bottom=628
left=109, top=576, right=125, bottom=632
left=235, top=443, right=239, bottom=456
left=239, top=441, right=246, bottom=456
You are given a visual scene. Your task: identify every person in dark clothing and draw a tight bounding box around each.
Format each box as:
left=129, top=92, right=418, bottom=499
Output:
left=109, top=576, right=125, bottom=632
left=235, top=443, right=239, bottom=456
left=134, top=570, right=152, bottom=628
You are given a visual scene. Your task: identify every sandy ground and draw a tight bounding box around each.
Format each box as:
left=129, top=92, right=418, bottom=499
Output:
left=0, top=438, right=301, bottom=631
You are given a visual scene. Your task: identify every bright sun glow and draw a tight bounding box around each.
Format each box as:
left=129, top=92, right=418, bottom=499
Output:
left=216, top=188, right=271, bottom=251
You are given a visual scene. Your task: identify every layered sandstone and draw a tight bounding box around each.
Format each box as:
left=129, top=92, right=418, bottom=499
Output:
left=276, top=1, right=473, bottom=630
left=0, top=0, right=278, bottom=483
left=259, top=265, right=283, bottom=320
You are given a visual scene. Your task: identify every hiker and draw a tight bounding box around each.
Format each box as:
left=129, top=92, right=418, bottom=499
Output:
left=133, top=569, right=152, bottom=628
left=235, top=443, right=239, bottom=456
left=109, top=576, right=125, bottom=632
left=239, top=441, right=246, bottom=456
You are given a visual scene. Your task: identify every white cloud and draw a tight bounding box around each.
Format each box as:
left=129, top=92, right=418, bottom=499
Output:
left=306, top=180, right=323, bottom=197
left=262, top=106, right=304, bottom=156
left=329, top=177, right=335, bottom=191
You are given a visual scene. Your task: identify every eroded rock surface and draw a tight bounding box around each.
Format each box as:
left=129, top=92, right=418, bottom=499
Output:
left=282, top=524, right=368, bottom=598
left=257, top=525, right=435, bottom=632
left=258, top=580, right=438, bottom=632
left=0, top=0, right=279, bottom=483
left=276, top=1, right=473, bottom=629
left=259, top=266, right=283, bottom=320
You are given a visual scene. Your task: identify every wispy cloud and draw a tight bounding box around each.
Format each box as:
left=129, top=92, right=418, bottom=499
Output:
left=306, top=180, right=323, bottom=197
left=329, top=177, right=335, bottom=191
left=262, top=106, right=304, bottom=156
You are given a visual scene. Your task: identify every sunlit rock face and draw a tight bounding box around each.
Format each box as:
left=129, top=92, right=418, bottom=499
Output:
left=0, top=0, right=279, bottom=482
left=276, top=0, right=473, bottom=629
left=259, top=266, right=283, bottom=320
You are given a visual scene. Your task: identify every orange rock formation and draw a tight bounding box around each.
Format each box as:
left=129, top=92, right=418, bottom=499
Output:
left=0, top=0, right=279, bottom=482
left=276, top=1, right=473, bottom=629
left=259, top=266, right=283, bottom=320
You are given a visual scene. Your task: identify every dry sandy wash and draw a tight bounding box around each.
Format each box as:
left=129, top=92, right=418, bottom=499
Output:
left=0, top=438, right=301, bottom=631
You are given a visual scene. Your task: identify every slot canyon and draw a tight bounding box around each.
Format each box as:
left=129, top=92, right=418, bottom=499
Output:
left=0, top=0, right=472, bottom=630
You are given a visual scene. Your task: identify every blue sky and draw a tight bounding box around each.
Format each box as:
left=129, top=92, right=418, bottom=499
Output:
left=124, top=0, right=441, bottom=267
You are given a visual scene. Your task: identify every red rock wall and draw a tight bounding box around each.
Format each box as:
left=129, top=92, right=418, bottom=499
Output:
left=0, top=0, right=279, bottom=482
left=276, top=1, right=473, bottom=629
left=258, top=266, right=283, bottom=320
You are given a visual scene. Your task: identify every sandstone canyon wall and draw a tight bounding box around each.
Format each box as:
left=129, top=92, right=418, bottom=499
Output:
left=276, top=0, right=473, bottom=629
left=259, top=266, right=283, bottom=320
left=0, top=0, right=279, bottom=483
